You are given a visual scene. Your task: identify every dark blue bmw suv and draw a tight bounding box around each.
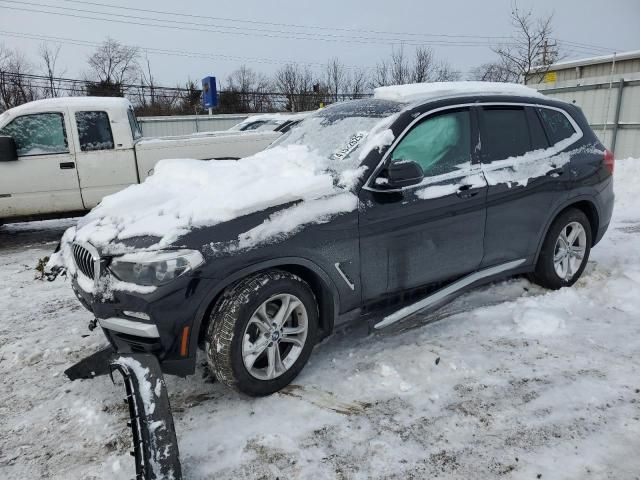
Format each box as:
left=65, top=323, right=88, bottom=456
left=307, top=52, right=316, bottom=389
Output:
left=60, top=83, right=614, bottom=396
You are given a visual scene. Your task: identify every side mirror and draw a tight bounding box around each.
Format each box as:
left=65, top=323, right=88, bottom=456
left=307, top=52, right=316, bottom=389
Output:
left=0, top=136, right=18, bottom=162
left=378, top=160, right=424, bottom=189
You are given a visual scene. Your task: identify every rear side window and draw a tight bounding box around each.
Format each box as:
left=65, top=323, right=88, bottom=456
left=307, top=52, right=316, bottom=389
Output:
left=480, top=107, right=530, bottom=162
left=526, top=107, right=550, bottom=151
left=75, top=111, right=114, bottom=151
left=538, top=108, right=576, bottom=145
left=0, top=112, right=68, bottom=156
left=391, top=109, right=471, bottom=177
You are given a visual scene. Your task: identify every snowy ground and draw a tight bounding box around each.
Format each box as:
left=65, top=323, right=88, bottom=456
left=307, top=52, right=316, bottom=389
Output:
left=1, top=160, right=640, bottom=480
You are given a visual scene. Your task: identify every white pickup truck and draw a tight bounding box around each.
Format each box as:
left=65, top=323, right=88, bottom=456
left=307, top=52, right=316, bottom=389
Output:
left=0, top=97, right=280, bottom=223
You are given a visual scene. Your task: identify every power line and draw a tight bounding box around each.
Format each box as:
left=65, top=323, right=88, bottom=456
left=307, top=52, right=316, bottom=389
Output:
left=57, top=0, right=514, bottom=42
left=0, top=30, right=345, bottom=69
left=0, top=1, right=515, bottom=48
left=36, top=0, right=620, bottom=54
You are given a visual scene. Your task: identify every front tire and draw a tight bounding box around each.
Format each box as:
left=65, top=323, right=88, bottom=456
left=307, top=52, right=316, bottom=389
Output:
left=205, top=270, right=318, bottom=396
left=531, top=208, right=592, bottom=290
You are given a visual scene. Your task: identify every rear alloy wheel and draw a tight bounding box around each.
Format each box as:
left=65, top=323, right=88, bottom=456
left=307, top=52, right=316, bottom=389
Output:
left=531, top=208, right=592, bottom=290
left=205, top=270, right=318, bottom=396
left=552, top=221, right=587, bottom=281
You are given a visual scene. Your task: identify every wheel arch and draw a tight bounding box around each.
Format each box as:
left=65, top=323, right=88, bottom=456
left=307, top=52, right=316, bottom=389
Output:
left=191, top=257, right=340, bottom=352
left=534, top=196, right=600, bottom=263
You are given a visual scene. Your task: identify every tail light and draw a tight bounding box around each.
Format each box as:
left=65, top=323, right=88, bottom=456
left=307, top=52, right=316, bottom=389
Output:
left=604, top=149, right=615, bottom=174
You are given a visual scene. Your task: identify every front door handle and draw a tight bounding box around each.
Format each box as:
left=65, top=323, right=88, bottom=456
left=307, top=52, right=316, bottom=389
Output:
left=59, top=162, right=75, bottom=170
left=456, top=184, right=479, bottom=199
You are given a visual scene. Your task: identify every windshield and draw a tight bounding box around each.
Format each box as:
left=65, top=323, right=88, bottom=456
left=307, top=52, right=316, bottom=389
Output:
left=273, top=99, right=405, bottom=163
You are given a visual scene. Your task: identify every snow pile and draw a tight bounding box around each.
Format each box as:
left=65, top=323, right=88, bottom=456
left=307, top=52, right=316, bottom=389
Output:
left=70, top=144, right=361, bottom=250
left=374, top=81, right=544, bottom=103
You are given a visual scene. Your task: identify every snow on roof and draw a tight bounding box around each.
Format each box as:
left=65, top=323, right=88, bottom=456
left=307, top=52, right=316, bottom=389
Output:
left=529, top=49, right=640, bottom=73
left=5, top=96, right=132, bottom=116
left=374, top=81, right=544, bottom=103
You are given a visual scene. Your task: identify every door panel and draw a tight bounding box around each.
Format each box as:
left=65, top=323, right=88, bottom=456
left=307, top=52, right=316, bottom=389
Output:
left=0, top=110, right=83, bottom=218
left=479, top=105, right=570, bottom=266
left=72, top=110, right=138, bottom=208
left=76, top=149, right=138, bottom=208
left=358, top=107, right=487, bottom=302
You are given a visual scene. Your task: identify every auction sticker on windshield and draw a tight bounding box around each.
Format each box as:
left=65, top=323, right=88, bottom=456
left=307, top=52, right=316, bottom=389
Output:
left=331, top=132, right=366, bottom=160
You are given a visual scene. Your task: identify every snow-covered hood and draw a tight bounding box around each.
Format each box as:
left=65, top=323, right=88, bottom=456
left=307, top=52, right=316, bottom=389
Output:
left=66, top=144, right=367, bottom=256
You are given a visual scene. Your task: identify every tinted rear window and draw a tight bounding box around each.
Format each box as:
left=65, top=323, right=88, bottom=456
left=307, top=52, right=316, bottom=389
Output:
left=481, top=107, right=531, bottom=162
left=538, top=108, right=576, bottom=145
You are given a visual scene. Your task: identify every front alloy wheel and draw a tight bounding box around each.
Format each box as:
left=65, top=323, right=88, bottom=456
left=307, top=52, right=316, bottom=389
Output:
left=206, top=270, right=318, bottom=396
left=242, top=293, right=309, bottom=381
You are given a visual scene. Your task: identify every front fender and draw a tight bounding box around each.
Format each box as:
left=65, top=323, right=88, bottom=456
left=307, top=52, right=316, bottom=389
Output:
left=187, top=256, right=341, bottom=356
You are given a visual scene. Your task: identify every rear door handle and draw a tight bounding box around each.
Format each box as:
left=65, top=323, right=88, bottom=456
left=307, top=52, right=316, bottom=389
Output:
left=456, top=184, right=479, bottom=198
left=59, top=162, right=75, bottom=169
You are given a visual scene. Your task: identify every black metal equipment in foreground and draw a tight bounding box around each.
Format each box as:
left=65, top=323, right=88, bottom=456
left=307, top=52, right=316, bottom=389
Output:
left=110, top=354, right=183, bottom=480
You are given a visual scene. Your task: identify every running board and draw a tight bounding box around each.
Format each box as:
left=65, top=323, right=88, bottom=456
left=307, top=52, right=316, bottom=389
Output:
left=374, top=259, right=526, bottom=329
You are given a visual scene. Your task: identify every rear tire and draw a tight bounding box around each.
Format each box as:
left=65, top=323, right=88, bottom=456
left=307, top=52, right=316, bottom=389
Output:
left=205, top=270, right=318, bottom=396
left=531, top=208, right=592, bottom=290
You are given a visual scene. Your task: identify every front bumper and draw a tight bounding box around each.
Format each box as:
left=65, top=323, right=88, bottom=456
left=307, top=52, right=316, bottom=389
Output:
left=71, top=272, right=218, bottom=376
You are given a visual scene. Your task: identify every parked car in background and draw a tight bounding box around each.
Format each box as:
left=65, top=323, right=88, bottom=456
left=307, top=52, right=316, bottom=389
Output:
left=0, top=97, right=280, bottom=223
left=51, top=82, right=614, bottom=397
left=228, top=111, right=311, bottom=134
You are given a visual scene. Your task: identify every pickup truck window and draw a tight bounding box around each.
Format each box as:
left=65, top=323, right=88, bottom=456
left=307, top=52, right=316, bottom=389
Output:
left=75, top=111, right=114, bottom=151
left=0, top=112, right=69, bottom=156
left=127, top=108, right=143, bottom=140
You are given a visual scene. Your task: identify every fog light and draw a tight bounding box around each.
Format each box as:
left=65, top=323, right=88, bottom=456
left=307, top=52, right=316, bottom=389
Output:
left=123, top=311, right=150, bottom=321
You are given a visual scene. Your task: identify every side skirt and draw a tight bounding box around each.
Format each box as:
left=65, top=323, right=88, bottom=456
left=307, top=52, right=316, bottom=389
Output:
left=374, top=259, right=527, bottom=329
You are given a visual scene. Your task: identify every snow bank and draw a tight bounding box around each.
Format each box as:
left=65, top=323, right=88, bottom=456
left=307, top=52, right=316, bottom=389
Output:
left=374, top=81, right=544, bottom=103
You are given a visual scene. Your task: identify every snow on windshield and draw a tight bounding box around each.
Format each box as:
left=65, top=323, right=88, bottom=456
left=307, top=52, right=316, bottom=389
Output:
left=274, top=99, right=404, bottom=173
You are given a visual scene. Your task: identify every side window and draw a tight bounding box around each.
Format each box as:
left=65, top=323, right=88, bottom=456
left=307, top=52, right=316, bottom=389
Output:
left=526, top=107, right=550, bottom=151
left=0, top=113, right=68, bottom=156
left=390, top=109, right=471, bottom=177
left=75, top=111, right=114, bottom=151
left=127, top=108, right=143, bottom=140
left=480, top=107, right=531, bottom=162
left=538, top=108, right=576, bottom=145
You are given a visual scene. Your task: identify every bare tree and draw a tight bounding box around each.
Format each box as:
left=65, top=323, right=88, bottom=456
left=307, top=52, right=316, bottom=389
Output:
left=38, top=43, right=65, bottom=98
left=434, top=61, right=462, bottom=82
left=349, top=67, right=370, bottom=98
left=372, top=46, right=460, bottom=87
left=225, top=65, right=272, bottom=113
left=390, top=46, right=411, bottom=85
left=86, top=38, right=139, bottom=96
left=411, top=47, right=436, bottom=83
left=468, top=61, right=519, bottom=82
left=274, top=63, right=318, bottom=112
left=0, top=44, right=39, bottom=111
left=492, top=3, right=558, bottom=83
left=326, top=57, right=348, bottom=102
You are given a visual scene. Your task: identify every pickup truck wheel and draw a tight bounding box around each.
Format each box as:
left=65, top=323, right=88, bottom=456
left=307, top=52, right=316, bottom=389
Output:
left=205, top=270, right=318, bottom=396
left=531, top=208, right=592, bottom=290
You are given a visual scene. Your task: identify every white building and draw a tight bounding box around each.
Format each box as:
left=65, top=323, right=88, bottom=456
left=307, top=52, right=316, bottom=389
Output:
left=525, top=50, right=640, bottom=158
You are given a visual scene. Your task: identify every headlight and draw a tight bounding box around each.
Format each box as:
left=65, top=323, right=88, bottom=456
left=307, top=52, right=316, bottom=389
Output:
left=109, top=249, right=204, bottom=286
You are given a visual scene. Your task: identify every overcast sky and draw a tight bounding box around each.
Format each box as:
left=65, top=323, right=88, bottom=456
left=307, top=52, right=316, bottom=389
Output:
left=0, top=0, right=638, bottom=87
